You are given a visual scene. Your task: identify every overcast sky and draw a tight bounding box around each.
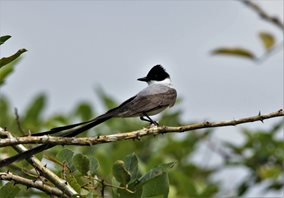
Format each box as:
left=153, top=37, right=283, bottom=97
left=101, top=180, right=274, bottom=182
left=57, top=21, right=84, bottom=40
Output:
left=0, top=0, right=283, bottom=196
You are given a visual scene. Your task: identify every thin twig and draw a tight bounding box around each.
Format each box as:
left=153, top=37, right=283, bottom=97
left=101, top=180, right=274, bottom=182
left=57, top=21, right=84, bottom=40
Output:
left=94, top=177, right=134, bottom=193
left=0, top=172, right=67, bottom=197
left=242, top=0, right=284, bottom=31
left=101, top=179, right=105, bottom=198
left=241, top=0, right=284, bottom=64
left=14, top=108, right=25, bottom=135
left=0, top=109, right=283, bottom=147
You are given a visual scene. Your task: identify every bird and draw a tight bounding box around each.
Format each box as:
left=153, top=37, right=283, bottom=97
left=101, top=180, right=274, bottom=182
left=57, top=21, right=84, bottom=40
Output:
left=0, top=65, right=177, bottom=168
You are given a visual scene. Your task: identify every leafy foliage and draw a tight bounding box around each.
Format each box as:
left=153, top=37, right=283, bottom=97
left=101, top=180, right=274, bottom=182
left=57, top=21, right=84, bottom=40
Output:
left=211, top=30, right=277, bottom=61
left=259, top=32, right=275, bottom=50
left=222, top=121, right=284, bottom=196
left=56, top=150, right=175, bottom=197
left=211, top=31, right=279, bottom=62
left=211, top=0, right=282, bottom=65
left=0, top=35, right=12, bottom=45
left=0, top=88, right=220, bottom=197
left=0, top=48, right=27, bottom=69
left=73, top=153, right=90, bottom=175
left=0, top=60, right=18, bottom=86
left=0, top=35, right=27, bottom=86
left=112, top=160, right=131, bottom=185
left=0, top=182, right=20, bottom=198
left=211, top=47, right=256, bottom=60
left=2, top=87, right=282, bottom=197
left=0, top=35, right=27, bottom=69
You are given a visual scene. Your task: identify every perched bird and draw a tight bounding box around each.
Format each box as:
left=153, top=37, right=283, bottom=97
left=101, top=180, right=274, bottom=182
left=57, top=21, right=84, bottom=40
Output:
left=0, top=65, right=177, bottom=167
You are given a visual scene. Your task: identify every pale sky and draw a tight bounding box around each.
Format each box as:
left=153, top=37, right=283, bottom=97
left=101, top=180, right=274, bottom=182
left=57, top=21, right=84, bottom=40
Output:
left=0, top=1, right=283, bottom=196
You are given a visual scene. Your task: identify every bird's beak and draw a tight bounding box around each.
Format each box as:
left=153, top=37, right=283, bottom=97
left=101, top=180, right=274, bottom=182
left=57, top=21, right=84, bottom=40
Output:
left=137, top=77, right=148, bottom=82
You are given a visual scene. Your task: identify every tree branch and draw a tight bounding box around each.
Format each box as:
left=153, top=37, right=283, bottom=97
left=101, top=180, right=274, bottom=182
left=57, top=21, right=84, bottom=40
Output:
left=0, top=130, right=78, bottom=197
left=1, top=109, right=283, bottom=147
left=242, top=0, right=284, bottom=31
left=0, top=172, right=67, bottom=197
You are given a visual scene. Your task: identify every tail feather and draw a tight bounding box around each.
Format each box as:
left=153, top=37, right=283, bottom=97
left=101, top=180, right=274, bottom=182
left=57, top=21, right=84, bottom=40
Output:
left=32, top=119, right=95, bottom=136
left=0, top=113, right=112, bottom=168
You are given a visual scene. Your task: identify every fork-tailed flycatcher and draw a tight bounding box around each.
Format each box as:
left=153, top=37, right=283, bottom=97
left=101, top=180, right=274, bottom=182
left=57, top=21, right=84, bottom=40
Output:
left=0, top=65, right=177, bottom=168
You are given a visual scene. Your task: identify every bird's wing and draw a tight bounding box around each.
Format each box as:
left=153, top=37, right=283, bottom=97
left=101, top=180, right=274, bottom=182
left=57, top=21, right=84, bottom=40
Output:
left=111, top=88, right=177, bottom=117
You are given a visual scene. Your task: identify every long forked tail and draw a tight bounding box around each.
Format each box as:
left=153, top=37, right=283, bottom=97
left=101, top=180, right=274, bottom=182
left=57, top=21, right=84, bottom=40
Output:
left=0, top=113, right=112, bottom=168
left=32, top=118, right=96, bottom=136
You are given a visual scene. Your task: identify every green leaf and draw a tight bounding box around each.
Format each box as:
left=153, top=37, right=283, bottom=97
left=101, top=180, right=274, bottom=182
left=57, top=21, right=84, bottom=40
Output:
left=66, top=174, right=81, bottom=193
left=112, top=160, right=131, bottom=185
left=138, top=162, right=176, bottom=186
left=199, top=183, right=219, bottom=197
left=24, top=94, right=46, bottom=127
left=0, top=182, right=21, bottom=198
left=73, top=153, right=90, bottom=175
left=142, top=172, right=169, bottom=198
left=124, top=153, right=140, bottom=181
left=258, top=166, right=282, bottom=179
left=89, top=156, right=99, bottom=176
left=113, top=153, right=143, bottom=198
left=259, top=32, right=275, bottom=50
left=211, top=47, right=255, bottom=60
left=171, top=171, right=198, bottom=196
left=56, top=149, right=75, bottom=171
left=0, top=61, right=15, bottom=86
left=95, top=150, right=112, bottom=175
left=0, top=35, right=11, bottom=45
left=0, top=48, right=27, bottom=69
left=73, top=102, right=93, bottom=121
left=0, top=95, right=11, bottom=126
